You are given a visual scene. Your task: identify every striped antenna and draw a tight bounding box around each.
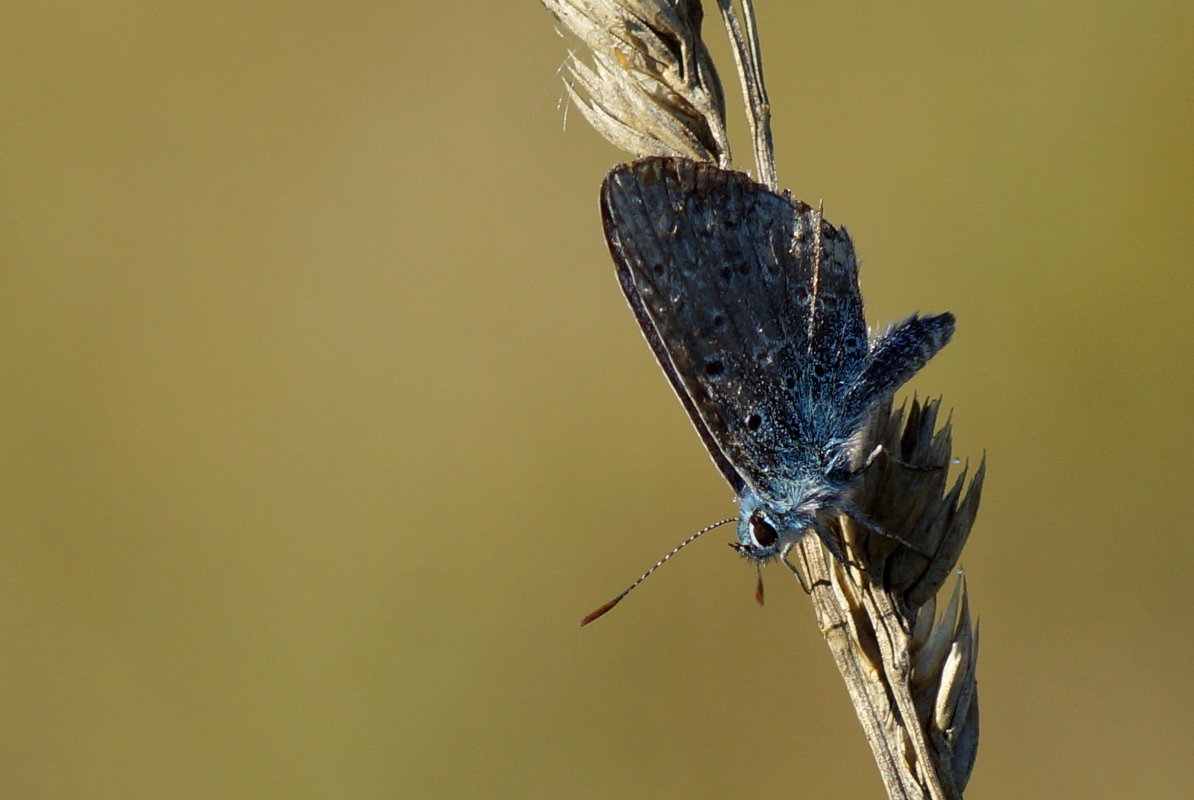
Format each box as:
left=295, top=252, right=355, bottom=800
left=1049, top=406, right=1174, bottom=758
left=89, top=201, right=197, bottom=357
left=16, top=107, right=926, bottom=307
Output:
left=580, top=518, right=736, bottom=626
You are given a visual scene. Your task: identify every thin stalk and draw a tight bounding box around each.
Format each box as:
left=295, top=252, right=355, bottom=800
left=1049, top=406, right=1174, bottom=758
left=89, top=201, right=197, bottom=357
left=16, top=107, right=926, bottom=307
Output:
left=714, top=0, right=775, bottom=188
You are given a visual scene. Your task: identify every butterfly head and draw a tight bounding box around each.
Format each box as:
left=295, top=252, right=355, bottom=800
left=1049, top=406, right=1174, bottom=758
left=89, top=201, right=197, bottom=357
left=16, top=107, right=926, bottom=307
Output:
left=731, top=495, right=807, bottom=563
left=732, top=484, right=846, bottom=563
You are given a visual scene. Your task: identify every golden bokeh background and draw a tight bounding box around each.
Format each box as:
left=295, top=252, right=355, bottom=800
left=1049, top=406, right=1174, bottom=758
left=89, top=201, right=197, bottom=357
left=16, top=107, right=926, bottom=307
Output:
left=3, top=2, right=1192, bottom=797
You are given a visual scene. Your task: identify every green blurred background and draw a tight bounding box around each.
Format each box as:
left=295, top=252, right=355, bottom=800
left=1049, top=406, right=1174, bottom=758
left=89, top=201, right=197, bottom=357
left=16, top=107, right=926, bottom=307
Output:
left=2, top=2, right=1191, bottom=797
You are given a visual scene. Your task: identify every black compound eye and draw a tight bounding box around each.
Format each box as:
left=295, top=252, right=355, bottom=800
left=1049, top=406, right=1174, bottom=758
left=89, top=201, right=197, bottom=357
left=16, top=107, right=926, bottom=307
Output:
left=750, top=513, right=778, bottom=548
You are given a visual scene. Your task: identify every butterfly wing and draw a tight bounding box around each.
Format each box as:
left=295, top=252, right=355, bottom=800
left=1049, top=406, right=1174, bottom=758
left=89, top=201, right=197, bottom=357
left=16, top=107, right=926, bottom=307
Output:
left=601, top=157, right=866, bottom=500
left=844, top=312, right=955, bottom=420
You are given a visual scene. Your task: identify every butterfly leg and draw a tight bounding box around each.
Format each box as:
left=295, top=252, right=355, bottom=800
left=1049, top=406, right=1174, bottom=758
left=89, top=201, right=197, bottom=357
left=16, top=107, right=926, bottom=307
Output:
left=859, top=443, right=947, bottom=474
left=780, top=544, right=812, bottom=594
left=805, top=519, right=872, bottom=576
left=809, top=518, right=849, bottom=564
left=840, top=506, right=933, bottom=558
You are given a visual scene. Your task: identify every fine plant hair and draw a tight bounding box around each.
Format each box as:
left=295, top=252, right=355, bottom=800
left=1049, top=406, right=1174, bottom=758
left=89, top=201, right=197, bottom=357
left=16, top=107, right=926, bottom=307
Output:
left=540, top=2, right=984, bottom=798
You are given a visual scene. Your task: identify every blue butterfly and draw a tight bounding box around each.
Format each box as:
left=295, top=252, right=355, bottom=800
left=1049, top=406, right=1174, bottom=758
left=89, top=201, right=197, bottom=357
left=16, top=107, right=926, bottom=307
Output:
left=584, top=157, right=953, bottom=624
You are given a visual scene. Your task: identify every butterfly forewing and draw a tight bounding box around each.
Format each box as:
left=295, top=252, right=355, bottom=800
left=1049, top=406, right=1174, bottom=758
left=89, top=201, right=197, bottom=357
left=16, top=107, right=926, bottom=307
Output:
left=601, top=158, right=844, bottom=499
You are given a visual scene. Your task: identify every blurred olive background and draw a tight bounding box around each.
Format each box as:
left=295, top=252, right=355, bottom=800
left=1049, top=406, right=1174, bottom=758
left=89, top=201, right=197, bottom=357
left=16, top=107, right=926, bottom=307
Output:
left=2, top=2, right=1191, bottom=798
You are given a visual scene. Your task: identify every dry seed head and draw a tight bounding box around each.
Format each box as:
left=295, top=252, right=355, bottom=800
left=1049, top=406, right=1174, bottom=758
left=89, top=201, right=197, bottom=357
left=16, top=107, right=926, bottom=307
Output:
left=917, top=576, right=980, bottom=789
left=822, top=397, right=982, bottom=792
left=846, top=397, right=985, bottom=605
left=543, top=0, right=729, bottom=163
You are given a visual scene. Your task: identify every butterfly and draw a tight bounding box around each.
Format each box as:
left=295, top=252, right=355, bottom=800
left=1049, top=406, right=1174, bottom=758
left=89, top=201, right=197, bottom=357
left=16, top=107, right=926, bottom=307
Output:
left=584, top=157, right=954, bottom=624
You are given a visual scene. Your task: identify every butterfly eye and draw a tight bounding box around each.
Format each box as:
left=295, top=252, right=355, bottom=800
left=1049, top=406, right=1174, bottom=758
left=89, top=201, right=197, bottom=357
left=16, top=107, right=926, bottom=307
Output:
left=750, top=513, right=779, bottom=548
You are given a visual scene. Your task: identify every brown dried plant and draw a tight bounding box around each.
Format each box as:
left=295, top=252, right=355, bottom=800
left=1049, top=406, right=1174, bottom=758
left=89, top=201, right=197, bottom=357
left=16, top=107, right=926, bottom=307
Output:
left=544, top=0, right=730, bottom=165
left=791, top=397, right=983, bottom=797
